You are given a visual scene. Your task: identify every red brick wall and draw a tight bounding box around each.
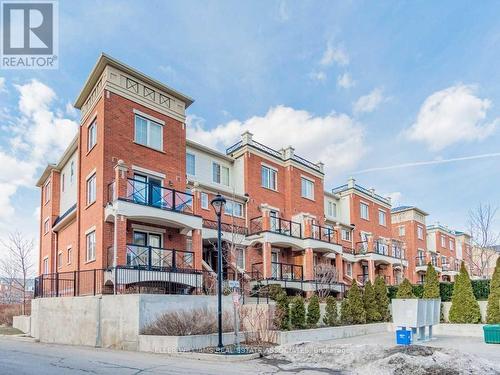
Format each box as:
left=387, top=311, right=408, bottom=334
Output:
left=392, top=219, right=427, bottom=283
left=56, top=220, right=78, bottom=273
left=349, top=193, right=392, bottom=241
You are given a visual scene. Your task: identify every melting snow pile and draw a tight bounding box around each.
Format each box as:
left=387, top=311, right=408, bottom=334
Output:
left=266, top=342, right=500, bottom=375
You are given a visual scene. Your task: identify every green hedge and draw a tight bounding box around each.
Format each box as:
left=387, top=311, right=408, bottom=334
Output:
left=388, top=280, right=490, bottom=301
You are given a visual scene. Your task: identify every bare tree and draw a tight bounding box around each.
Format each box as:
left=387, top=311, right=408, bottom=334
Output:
left=467, top=203, right=500, bottom=278
left=0, top=231, right=34, bottom=314
left=313, top=262, right=339, bottom=299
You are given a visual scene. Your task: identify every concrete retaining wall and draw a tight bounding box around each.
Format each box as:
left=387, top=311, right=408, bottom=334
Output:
left=31, top=295, right=233, bottom=350
left=12, top=315, right=31, bottom=334
left=138, top=332, right=245, bottom=353
left=272, top=322, right=391, bottom=345
left=432, top=323, right=485, bottom=337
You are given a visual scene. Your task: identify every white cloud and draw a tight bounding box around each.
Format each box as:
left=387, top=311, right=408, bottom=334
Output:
left=187, top=105, right=366, bottom=177
left=337, top=73, right=355, bottom=89
left=277, top=0, right=289, bottom=22
left=0, top=80, right=78, bottom=223
left=353, top=88, right=385, bottom=114
left=320, top=42, right=349, bottom=67
left=309, top=71, right=327, bottom=82
left=406, top=84, right=497, bottom=151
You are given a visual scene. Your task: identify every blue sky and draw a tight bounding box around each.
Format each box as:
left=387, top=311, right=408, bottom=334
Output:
left=1, top=0, right=500, bottom=249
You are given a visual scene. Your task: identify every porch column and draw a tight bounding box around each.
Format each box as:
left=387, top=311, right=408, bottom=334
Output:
left=368, top=259, right=376, bottom=283
left=387, top=263, right=394, bottom=285
left=114, top=160, right=128, bottom=200
left=261, top=210, right=270, bottom=231
left=335, top=253, right=344, bottom=282
left=115, top=215, right=127, bottom=266
left=367, top=234, right=374, bottom=253
left=191, top=183, right=202, bottom=216
left=303, top=248, right=314, bottom=281
left=262, top=242, right=272, bottom=278
left=303, top=217, right=312, bottom=238
left=192, top=229, right=203, bottom=270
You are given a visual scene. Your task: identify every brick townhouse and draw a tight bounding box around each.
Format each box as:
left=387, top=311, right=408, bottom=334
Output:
left=35, top=54, right=473, bottom=298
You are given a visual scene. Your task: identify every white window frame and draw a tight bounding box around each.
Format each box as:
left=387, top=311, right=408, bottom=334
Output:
left=186, top=152, right=196, bottom=176
left=327, top=201, right=337, bottom=217
left=378, top=209, right=386, bottom=226
left=417, top=225, right=424, bottom=240
left=360, top=202, right=369, bottom=220
left=86, top=230, right=96, bottom=262
left=200, top=192, right=209, bottom=210
left=224, top=199, right=244, bottom=218
left=261, top=165, right=277, bottom=191
left=341, top=229, right=351, bottom=241
left=88, top=120, right=97, bottom=151
left=398, top=225, right=405, bottom=237
left=43, top=217, right=50, bottom=235
left=236, top=246, right=245, bottom=270
left=441, top=235, right=446, bottom=248
left=58, top=252, right=62, bottom=269
left=43, top=257, right=49, bottom=274
left=345, top=262, right=352, bottom=277
left=449, top=239, right=454, bottom=250
left=86, top=173, right=97, bottom=205
left=67, top=246, right=72, bottom=265
left=44, top=180, right=51, bottom=204
left=301, top=177, right=314, bottom=200
left=70, top=161, right=75, bottom=183
left=212, top=162, right=229, bottom=186
left=134, top=114, right=164, bottom=151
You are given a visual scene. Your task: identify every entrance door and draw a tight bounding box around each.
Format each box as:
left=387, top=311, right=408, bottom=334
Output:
left=148, top=233, right=162, bottom=268
left=130, top=231, right=148, bottom=267
left=132, top=231, right=162, bottom=268
left=271, top=250, right=279, bottom=279
left=149, top=177, right=162, bottom=208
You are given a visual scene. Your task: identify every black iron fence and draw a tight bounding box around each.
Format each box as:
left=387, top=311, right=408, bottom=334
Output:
left=310, top=224, right=337, bottom=243
left=126, top=244, right=195, bottom=271
left=202, top=218, right=248, bottom=236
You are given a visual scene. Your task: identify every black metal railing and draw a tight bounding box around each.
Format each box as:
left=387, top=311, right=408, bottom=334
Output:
left=249, top=216, right=263, bottom=234
left=202, top=218, right=248, bottom=236
left=34, top=269, right=106, bottom=298
left=415, top=256, right=427, bottom=267
left=123, top=178, right=193, bottom=215
left=310, top=224, right=337, bottom=243
left=126, top=244, right=195, bottom=272
left=269, top=217, right=302, bottom=238
left=251, top=261, right=303, bottom=281
left=391, top=243, right=405, bottom=259
left=431, top=256, right=440, bottom=268
left=373, top=240, right=390, bottom=256
left=357, top=274, right=369, bottom=285
left=355, top=241, right=369, bottom=254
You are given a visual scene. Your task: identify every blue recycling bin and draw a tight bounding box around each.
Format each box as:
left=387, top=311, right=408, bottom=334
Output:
left=396, top=329, right=412, bottom=345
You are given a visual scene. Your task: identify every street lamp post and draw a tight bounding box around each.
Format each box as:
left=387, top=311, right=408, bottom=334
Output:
left=211, top=193, right=226, bottom=351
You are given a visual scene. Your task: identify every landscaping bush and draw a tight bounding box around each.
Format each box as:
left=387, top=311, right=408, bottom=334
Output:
left=387, top=285, right=398, bottom=300
left=141, top=307, right=233, bottom=336
left=363, top=281, right=381, bottom=322
left=412, top=284, right=424, bottom=298
left=486, top=258, right=500, bottom=324
left=290, top=296, right=306, bottom=329
left=274, top=291, right=290, bottom=330
left=341, top=282, right=366, bottom=325
left=472, top=279, right=490, bottom=300
left=439, top=283, right=454, bottom=302
left=268, top=284, right=284, bottom=300
left=374, top=276, right=390, bottom=321
left=423, top=263, right=440, bottom=298
left=396, top=278, right=415, bottom=298
left=306, top=294, right=320, bottom=327
left=323, top=296, right=338, bottom=326
left=449, top=263, right=481, bottom=324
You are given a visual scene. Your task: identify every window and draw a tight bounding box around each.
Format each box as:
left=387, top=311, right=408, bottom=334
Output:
left=212, top=162, right=229, bottom=185
left=186, top=153, right=196, bottom=175
left=86, top=231, right=96, bottom=262
left=261, top=165, right=277, bottom=190
left=398, top=225, right=405, bottom=237
left=44, top=180, right=51, bottom=204
left=417, top=226, right=424, bottom=240
left=450, top=239, right=454, bottom=250
left=200, top=192, right=209, bottom=209
left=67, top=247, right=72, bottom=264
left=70, top=161, right=75, bottom=183
left=225, top=200, right=243, bottom=217
left=441, top=235, right=446, bottom=247
left=327, top=201, right=337, bottom=217
left=236, top=247, right=245, bottom=269
left=61, top=173, right=65, bottom=192
left=58, top=252, right=62, bottom=268
left=43, top=258, right=49, bottom=274
left=88, top=120, right=97, bottom=151
left=378, top=210, right=386, bottom=226
left=345, top=262, right=352, bottom=277
left=301, top=177, right=314, bottom=200
left=341, top=229, right=351, bottom=241
left=86, top=174, right=96, bottom=205
left=44, top=218, right=50, bottom=234
left=360, top=202, right=369, bottom=220
left=134, top=115, right=163, bottom=151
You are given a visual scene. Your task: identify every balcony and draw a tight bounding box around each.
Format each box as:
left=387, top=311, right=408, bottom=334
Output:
left=201, top=218, right=248, bottom=238
left=354, top=239, right=406, bottom=264
left=310, top=224, right=338, bottom=244
left=105, top=179, right=202, bottom=232
left=251, top=261, right=303, bottom=281
left=248, top=216, right=303, bottom=248
left=125, top=244, right=195, bottom=272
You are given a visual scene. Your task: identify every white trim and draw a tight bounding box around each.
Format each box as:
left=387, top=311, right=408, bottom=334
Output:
left=300, top=174, right=315, bottom=183
left=86, top=113, right=98, bottom=128
left=131, top=165, right=166, bottom=179
left=43, top=217, right=50, bottom=234
left=133, top=108, right=165, bottom=125
left=131, top=224, right=167, bottom=234
left=85, top=226, right=96, bottom=235
left=261, top=162, right=278, bottom=172
left=86, top=168, right=97, bottom=181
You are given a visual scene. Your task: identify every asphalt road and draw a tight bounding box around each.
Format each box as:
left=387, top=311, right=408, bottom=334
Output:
left=0, top=337, right=287, bottom=375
